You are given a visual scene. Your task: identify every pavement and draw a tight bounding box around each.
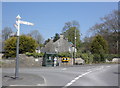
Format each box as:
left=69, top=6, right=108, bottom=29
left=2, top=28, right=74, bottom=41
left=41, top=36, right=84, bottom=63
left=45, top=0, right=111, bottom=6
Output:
left=1, top=64, right=120, bottom=88
left=2, top=73, right=45, bottom=86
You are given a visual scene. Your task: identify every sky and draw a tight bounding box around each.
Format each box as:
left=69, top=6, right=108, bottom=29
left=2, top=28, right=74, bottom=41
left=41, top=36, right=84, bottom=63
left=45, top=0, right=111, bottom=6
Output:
left=2, top=2, right=118, bottom=41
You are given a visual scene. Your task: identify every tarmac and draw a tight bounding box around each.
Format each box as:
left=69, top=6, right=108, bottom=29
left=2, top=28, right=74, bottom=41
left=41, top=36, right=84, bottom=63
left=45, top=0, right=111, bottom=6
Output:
left=2, top=73, right=45, bottom=88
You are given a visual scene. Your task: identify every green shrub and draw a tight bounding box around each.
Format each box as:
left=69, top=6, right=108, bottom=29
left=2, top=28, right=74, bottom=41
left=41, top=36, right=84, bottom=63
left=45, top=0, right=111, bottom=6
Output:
left=0, top=61, right=3, bottom=68
left=76, top=50, right=82, bottom=58
left=80, top=53, right=93, bottom=64
left=92, top=54, right=119, bottom=63
left=58, top=52, right=71, bottom=57
left=81, top=53, right=88, bottom=64
left=88, top=54, right=94, bottom=64
left=93, top=54, right=101, bottom=63
left=25, top=52, right=44, bottom=58
left=4, top=35, right=38, bottom=58
left=33, top=52, right=44, bottom=58
left=25, top=52, right=33, bottom=57
left=104, top=54, right=119, bottom=61
left=93, top=54, right=106, bottom=63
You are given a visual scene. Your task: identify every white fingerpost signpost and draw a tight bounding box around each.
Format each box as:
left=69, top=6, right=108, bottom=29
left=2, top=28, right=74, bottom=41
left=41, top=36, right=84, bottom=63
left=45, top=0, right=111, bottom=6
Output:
left=14, top=15, right=34, bottom=79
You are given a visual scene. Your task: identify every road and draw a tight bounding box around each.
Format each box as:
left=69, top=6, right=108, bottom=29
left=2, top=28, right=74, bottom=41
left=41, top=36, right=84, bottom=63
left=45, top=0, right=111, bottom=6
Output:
left=2, top=64, right=120, bottom=87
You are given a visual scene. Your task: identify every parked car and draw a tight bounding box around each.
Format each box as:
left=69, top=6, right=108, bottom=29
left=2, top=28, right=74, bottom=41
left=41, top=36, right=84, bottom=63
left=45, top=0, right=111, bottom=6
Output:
left=75, top=58, right=85, bottom=65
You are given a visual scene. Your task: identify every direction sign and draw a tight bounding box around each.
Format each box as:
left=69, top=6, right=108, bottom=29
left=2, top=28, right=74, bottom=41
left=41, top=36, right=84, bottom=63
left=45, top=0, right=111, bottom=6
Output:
left=14, top=24, right=18, bottom=30
left=14, top=14, right=34, bottom=79
left=19, top=20, right=34, bottom=26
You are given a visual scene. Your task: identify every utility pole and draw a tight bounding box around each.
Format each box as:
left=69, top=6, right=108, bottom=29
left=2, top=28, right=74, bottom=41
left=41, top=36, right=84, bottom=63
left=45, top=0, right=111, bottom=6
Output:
left=117, top=40, right=118, bottom=54
left=14, top=15, right=34, bottom=79
left=73, top=29, right=76, bottom=65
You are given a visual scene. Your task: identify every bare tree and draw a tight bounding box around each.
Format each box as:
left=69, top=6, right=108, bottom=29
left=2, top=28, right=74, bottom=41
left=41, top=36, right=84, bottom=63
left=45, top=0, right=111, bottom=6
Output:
left=62, top=20, right=80, bottom=33
left=29, top=30, right=44, bottom=44
left=2, top=27, right=13, bottom=41
left=89, top=10, right=119, bottom=54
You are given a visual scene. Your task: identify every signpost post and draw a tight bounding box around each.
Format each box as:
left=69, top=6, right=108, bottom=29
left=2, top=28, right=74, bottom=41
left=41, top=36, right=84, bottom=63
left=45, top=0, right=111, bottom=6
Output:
left=14, top=15, right=34, bottom=79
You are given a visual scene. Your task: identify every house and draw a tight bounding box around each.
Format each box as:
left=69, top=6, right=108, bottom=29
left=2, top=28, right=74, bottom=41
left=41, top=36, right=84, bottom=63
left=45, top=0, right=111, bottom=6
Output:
left=0, top=41, right=5, bottom=53
left=35, top=46, right=41, bottom=53
left=41, top=34, right=76, bottom=53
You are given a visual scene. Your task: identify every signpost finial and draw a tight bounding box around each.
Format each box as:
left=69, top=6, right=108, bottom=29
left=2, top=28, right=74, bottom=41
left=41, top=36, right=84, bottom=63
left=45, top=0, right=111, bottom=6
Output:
left=16, top=15, right=21, bottom=19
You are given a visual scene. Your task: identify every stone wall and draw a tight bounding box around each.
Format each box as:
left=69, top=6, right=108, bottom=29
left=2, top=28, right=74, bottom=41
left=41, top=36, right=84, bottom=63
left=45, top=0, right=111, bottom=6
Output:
left=1, top=54, right=85, bottom=68
left=58, top=57, right=73, bottom=66
left=112, top=58, right=120, bottom=63
left=2, top=54, right=43, bottom=68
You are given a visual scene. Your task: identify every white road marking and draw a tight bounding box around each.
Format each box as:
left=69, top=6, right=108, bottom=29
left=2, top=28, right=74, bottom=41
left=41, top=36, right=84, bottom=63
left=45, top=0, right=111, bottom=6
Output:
left=63, top=70, right=92, bottom=88
left=96, top=66, right=104, bottom=71
left=9, top=85, right=39, bottom=86
left=9, top=75, right=46, bottom=86
left=63, top=65, right=108, bottom=88
left=62, top=68, right=67, bottom=70
left=37, top=84, right=42, bottom=86
left=107, top=66, right=111, bottom=68
left=87, top=69, right=92, bottom=71
left=9, top=84, right=45, bottom=86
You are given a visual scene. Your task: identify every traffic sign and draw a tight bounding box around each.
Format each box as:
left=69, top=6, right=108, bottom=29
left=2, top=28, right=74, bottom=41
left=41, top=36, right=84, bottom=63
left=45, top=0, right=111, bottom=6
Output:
left=19, top=20, right=34, bottom=26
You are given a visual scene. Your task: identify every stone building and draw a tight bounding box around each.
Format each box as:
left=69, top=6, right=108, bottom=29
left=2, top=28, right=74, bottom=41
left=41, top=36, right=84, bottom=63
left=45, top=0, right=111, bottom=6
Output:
left=41, top=34, right=76, bottom=53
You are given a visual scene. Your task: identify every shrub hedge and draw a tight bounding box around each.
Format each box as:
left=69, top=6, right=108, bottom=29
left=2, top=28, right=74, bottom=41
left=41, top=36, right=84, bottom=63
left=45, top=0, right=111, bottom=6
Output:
left=25, top=52, right=44, bottom=58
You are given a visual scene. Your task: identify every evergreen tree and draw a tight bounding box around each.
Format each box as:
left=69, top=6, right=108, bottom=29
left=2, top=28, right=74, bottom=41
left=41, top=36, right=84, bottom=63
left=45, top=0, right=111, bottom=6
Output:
left=4, top=35, right=38, bottom=58
left=44, top=38, right=50, bottom=45
left=90, top=35, right=108, bottom=62
left=62, top=21, right=81, bottom=50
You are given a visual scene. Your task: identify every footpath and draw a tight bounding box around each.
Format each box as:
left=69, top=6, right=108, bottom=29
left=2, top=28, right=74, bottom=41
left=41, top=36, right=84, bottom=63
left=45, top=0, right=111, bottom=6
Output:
left=2, top=73, right=45, bottom=88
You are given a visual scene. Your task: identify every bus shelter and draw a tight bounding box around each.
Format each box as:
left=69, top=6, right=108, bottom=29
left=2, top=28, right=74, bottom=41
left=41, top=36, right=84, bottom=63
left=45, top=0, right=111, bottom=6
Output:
left=42, top=52, right=59, bottom=67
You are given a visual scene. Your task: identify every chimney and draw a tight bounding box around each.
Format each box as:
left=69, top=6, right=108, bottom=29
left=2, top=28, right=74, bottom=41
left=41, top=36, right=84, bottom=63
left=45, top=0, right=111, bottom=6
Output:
left=65, top=37, right=68, bottom=41
left=60, top=34, right=64, bottom=39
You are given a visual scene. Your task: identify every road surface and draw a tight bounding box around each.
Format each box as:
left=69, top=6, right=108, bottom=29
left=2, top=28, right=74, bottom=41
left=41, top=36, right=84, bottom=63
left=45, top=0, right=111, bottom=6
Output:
left=2, top=64, right=120, bottom=88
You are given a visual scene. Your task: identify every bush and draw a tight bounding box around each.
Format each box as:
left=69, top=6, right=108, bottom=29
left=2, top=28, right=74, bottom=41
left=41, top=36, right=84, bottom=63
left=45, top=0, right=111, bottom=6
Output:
left=26, top=52, right=44, bottom=58
left=81, top=53, right=89, bottom=64
left=76, top=50, right=82, bottom=58
left=104, top=54, right=119, bottom=61
left=80, top=53, right=93, bottom=64
left=4, top=35, right=38, bottom=58
left=90, top=35, right=108, bottom=54
left=88, top=54, right=94, bottom=64
left=33, top=52, right=44, bottom=58
left=25, top=52, right=33, bottom=57
left=0, top=61, right=3, bottom=68
left=93, top=54, right=101, bottom=63
left=58, top=52, right=71, bottom=57
left=93, top=54, right=106, bottom=63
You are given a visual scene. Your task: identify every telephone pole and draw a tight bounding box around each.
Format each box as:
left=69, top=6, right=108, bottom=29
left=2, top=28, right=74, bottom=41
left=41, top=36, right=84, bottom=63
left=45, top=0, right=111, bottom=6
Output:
left=73, top=29, right=76, bottom=65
